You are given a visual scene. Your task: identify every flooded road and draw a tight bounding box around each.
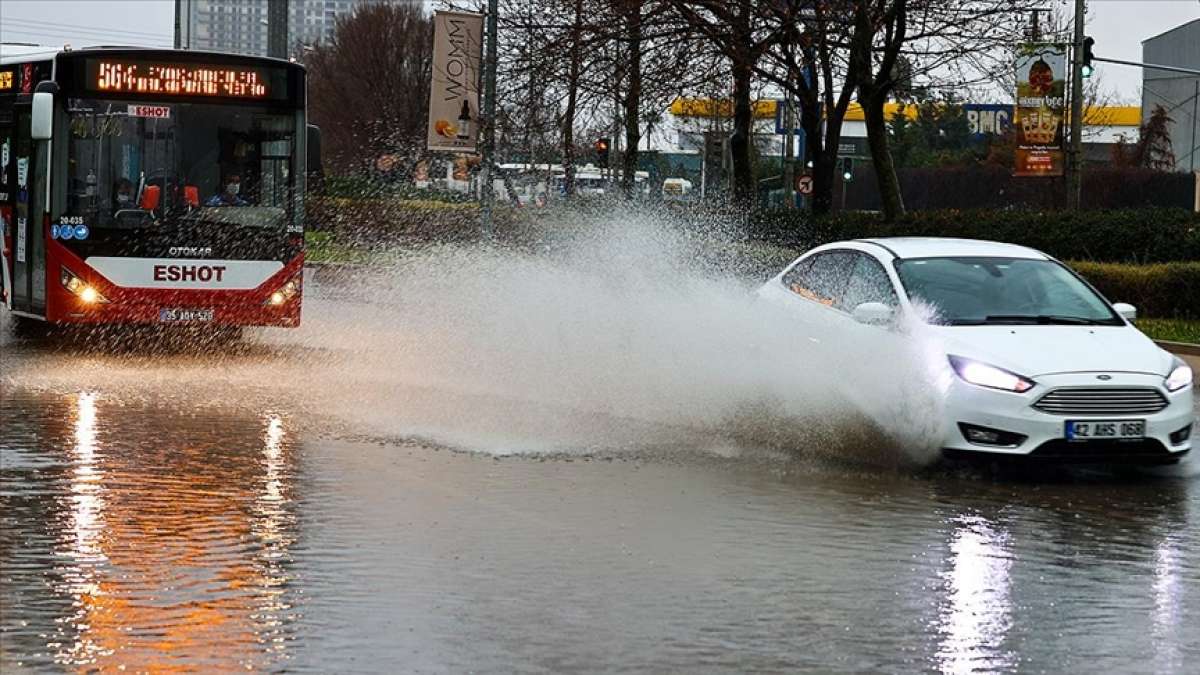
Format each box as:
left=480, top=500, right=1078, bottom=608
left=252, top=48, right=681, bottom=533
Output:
left=2, top=262, right=1199, bottom=673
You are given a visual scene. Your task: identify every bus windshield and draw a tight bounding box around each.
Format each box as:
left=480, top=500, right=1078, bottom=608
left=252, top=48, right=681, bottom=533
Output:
left=65, top=98, right=296, bottom=231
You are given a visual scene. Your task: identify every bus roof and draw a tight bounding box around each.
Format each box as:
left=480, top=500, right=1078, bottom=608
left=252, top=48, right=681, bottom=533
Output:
left=1, top=45, right=303, bottom=69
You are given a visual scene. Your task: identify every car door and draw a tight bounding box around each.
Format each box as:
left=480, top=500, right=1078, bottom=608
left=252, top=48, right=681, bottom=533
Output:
left=777, top=249, right=855, bottom=342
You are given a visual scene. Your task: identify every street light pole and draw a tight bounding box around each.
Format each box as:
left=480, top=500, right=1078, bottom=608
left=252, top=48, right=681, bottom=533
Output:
left=480, top=0, right=499, bottom=236
left=1067, top=0, right=1085, bottom=210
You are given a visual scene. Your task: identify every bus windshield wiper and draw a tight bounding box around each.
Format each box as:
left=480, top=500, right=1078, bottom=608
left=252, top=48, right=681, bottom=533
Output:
left=983, top=314, right=1108, bottom=325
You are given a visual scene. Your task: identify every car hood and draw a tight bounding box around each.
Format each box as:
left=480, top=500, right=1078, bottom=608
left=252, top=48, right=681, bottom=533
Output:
left=931, top=325, right=1173, bottom=377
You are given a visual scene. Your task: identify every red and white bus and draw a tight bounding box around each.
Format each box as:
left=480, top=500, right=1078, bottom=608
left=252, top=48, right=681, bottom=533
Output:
left=0, top=46, right=317, bottom=332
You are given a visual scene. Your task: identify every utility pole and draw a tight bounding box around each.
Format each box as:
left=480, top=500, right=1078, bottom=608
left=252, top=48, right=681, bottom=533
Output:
left=1192, top=79, right=1198, bottom=173
left=480, top=0, right=499, bottom=236
left=1067, top=0, right=1085, bottom=210
left=782, top=27, right=794, bottom=209
left=267, top=0, right=287, bottom=59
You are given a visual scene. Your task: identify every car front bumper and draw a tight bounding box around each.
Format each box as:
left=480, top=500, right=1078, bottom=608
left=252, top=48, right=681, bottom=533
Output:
left=941, top=372, right=1194, bottom=464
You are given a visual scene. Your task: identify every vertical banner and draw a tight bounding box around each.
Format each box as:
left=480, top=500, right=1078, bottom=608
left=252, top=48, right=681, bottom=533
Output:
left=427, top=11, right=483, bottom=153
left=1014, top=43, right=1067, bottom=176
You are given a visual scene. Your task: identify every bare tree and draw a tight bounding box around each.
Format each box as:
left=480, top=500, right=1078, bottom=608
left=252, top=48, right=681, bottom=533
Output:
left=668, top=1, right=784, bottom=207
left=846, top=0, right=1047, bottom=220
left=305, top=4, right=434, bottom=175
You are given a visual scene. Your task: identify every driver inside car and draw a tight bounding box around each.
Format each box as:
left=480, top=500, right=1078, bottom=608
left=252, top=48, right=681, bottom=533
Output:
left=205, top=172, right=249, bottom=207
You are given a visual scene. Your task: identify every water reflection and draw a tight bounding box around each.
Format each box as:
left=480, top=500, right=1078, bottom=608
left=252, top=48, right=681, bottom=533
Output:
left=250, top=414, right=297, bottom=660
left=1, top=391, right=301, bottom=670
left=935, top=514, right=1015, bottom=674
left=54, top=391, right=111, bottom=665
left=1152, top=536, right=1184, bottom=671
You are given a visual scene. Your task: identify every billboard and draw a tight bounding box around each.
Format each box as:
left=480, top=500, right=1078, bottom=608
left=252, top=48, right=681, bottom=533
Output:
left=1014, top=43, right=1066, bottom=176
left=427, top=11, right=483, bottom=153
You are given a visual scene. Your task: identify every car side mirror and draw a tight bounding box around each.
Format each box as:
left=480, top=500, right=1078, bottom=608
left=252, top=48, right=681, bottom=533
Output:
left=1112, top=302, right=1137, bottom=321
left=853, top=301, right=894, bottom=326
left=32, top=92, right=55, bottom=140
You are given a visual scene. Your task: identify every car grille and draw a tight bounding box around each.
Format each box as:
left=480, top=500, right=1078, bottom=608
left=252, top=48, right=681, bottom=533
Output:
left=1033, top=387, right=1168, bottom=416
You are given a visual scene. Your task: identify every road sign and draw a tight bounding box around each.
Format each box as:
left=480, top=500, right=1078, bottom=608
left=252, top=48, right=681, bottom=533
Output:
left=795, top=174, right=813, bottom=195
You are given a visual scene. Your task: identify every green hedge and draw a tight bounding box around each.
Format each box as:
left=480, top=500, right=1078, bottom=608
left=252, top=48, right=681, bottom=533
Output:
left=1071, top=261, right=1200, bottom=319
left=745, top=208, right=1200, bottom=264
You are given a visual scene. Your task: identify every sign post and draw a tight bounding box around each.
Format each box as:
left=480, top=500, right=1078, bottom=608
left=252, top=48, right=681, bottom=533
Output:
left=795, top=174, right=813, bottom=195
left=427, top=11, right=483, bottom=154
left=1014, top=43, right=1067, bottom=177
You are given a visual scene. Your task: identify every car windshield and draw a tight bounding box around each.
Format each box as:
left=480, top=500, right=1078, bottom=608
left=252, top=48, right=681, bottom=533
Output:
left=895, top=256, right=1121, bottom=326
left=64, top=98, right=296, bottom=230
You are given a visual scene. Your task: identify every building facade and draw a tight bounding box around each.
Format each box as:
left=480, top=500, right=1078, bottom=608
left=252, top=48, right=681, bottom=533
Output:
left=175, top=0, right=391, bottom=57
left=1141, top=18, right=1200, bottom=173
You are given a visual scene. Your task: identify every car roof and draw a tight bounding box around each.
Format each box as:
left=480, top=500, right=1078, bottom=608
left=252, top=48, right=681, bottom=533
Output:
left=854, top=237, right=1050, bottom=261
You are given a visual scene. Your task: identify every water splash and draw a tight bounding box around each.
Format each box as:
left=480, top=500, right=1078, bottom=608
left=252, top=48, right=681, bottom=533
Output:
left=2, top=210, right=950, bottom=466
left=283, top=212, right=949, bottom=464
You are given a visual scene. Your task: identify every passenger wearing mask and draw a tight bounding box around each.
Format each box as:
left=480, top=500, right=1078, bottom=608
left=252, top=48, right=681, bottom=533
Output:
left=113, top=178, right=136, bottom=211
left=205, top=172, right=249, bottom=206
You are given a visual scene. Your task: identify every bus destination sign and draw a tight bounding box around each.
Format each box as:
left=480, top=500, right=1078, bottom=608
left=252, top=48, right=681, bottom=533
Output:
left=92, top=61, right=269, bottom=99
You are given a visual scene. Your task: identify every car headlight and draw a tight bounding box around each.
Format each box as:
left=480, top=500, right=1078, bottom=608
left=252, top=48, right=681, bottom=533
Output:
left=1165, top=358, right=1193, bottom=392
left=948, top=355, right=1035, bottom=393
left=60, top=266, right=109, bottom=304
left=265, top=275, right=301, bottom=306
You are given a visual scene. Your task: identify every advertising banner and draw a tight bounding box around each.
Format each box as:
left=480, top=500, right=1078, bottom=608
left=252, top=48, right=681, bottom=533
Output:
left=1014, top=43, right=1066, bottom=176
left=427, top=11, right=483, bottom=153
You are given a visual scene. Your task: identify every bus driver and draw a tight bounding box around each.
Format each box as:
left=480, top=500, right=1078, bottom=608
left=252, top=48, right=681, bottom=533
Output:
left=205, top=172, right=249, bottom=206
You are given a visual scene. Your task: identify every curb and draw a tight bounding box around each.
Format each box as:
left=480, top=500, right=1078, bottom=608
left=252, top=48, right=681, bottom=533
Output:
left=1156, top=340, right=1200, bottom=357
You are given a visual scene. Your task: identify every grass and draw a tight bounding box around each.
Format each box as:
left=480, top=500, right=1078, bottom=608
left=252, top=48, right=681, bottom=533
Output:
left=304, top=231, right=400, bottom=265
left=1134, top=318, right=1200, bottom=345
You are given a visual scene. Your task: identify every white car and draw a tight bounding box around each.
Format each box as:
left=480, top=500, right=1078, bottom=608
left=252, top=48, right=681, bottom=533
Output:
left=756, top=237, right=1194, bottom=465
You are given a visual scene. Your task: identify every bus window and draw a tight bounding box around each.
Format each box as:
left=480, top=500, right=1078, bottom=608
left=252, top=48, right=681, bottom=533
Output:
left=65, top=99, right=296, bottom=225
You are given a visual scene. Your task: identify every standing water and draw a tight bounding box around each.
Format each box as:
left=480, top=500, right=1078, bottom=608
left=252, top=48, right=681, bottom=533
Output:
left=1, top=213, right=1196, bottom=672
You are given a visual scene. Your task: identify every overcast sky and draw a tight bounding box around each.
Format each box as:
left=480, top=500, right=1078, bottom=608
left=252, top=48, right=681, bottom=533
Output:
left=1, top=0, right=1197, bottom=103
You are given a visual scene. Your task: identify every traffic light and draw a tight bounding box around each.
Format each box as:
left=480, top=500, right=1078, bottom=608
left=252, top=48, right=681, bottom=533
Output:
left=841, top=157, right=853, bottom=181
left=1082, top=36, right=1095, bottom=78
left=594, top=138, right=610, bottom=167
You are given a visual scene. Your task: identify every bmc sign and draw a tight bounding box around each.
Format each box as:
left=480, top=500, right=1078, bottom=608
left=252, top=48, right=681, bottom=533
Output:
left=964, top=104, right=1013, bottom=138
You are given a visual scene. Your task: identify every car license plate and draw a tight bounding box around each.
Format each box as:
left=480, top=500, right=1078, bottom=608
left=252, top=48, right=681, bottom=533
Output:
left=159, top=308, right=214, bottom=323
left=1065, top=420, right=1145, bottom=440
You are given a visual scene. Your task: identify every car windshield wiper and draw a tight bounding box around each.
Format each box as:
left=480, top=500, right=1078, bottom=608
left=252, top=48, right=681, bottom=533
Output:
left=982, top=314, right=1111, bottom=325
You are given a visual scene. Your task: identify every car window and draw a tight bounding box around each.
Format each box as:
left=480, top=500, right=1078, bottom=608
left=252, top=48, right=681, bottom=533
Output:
left=840, top=253, right=899, bottom=311
left=783, top=251, right=853, bottom=308
left=781, top=257, right=814, bottom=289
left=895, top=257, right=1120, bottom=325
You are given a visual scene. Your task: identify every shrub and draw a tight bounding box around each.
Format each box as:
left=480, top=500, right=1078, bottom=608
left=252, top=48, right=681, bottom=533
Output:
left=1070, top=261, right=1200, bottom=319
left=745, top=208, right=1200, bottom=263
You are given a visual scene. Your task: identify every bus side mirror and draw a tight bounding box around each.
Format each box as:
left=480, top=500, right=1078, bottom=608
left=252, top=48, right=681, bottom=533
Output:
left=306, top=124, right=324, bottom=195
left=32, top=92, right=54, bottom=140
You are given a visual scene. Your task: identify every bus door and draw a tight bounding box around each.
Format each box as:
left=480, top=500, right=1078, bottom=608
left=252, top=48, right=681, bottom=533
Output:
left=5, top=103, right=48, bottom=315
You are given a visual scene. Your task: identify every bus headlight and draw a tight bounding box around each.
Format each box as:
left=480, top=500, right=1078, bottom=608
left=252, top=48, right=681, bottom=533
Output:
left=265, top=276, right=300, bottom=306
left=61, top=266, right=109, bottom=304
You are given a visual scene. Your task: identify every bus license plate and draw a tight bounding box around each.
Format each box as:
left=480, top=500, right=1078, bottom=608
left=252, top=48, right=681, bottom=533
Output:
left=159, top=308, right=214, bottom=323
left=1065, top=420, right=1145, bottom=440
